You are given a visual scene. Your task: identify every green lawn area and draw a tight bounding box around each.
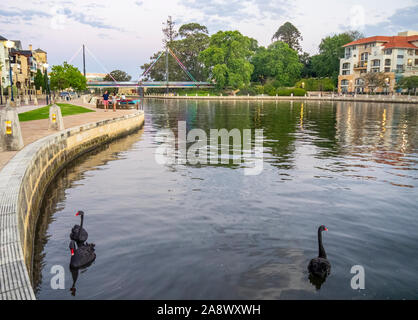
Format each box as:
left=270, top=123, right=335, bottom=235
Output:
left=18, top=103, right=94, bottom=122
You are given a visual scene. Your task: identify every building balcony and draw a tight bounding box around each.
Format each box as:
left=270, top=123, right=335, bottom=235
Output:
left=353, top=61, right=367, bottom=69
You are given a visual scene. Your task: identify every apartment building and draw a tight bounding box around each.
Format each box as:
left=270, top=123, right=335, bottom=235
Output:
left=338, top=31, right=418, bottom=94
left=0, top=35, right=48, bottom=96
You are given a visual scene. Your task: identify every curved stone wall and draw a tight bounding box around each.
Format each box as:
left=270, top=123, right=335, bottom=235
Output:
left=0, top=111, right=144, bottom=300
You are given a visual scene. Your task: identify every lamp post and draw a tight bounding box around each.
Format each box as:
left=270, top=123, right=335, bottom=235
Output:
left=4, top=40, right=15, bottom=102
left=43, top=63, right=50, bottom=105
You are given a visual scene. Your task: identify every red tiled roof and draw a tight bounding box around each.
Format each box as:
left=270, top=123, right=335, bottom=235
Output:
left=343, top=35, right=418, bottom=49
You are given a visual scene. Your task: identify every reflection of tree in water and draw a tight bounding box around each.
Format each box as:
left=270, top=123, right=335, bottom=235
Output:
left=145, top=99, right=417, bottom=181
left=32, top=130, right=144, bottom=294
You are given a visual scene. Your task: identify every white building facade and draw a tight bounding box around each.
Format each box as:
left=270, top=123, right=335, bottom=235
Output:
left=338, top=31, right=418, bottom=94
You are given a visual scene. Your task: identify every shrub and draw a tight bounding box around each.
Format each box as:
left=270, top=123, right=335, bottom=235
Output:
left=277, top=88, right=293, bottom=96
left=264, top=83, right=277, bottom=96
left=292, top=88, right=306, bottom=96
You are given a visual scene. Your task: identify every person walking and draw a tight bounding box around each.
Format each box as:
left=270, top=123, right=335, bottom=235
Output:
left=112, top=92, right=117, bottom=112
left=103, top=90, right=109, bottom=111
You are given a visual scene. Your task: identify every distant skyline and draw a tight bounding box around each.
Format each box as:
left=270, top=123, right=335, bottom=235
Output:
left=1, top=0, right=417, bottom=79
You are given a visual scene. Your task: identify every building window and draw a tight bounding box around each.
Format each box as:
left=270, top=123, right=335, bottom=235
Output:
left=415, top=59, right=418, bottom=65
left=372, top=59, right=380, bottom=67
left=342, top=63, right=350, bottom=69
left=385, top=59, right=391, bottom=66
left=341, top=80, right=349, bottom=86
left=396, top=65, right=404, bottom=73
left=407, top=49, right=414, bottom=55
left=397, top=55, right=404, bottom=59
left=384, top=49, right=392, bottom=55
left=407, top=59, right=413, bottom=66
left=342, top=70, right=350, bottom=75
left=415, top=49, right=418, bottom=55
left=361, top=52, right=369, bottom=61
left=384, top=67, right=391, bottom=72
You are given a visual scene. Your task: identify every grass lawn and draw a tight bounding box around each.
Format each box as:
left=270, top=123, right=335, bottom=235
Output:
left=18, top=103, right=94, bottom=122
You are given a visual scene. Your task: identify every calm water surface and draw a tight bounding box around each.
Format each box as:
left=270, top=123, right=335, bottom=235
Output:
left=34, top=100, right=418, bottom=299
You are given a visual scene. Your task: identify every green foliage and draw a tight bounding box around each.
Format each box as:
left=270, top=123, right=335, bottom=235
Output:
left=397, top=76, right=418, bottom=93
left=141, top=22, right=209, bottom=82
left=199, top=30, right=256, bottom=89
left=363, top=72, right=387, bottom=93
left=295, top=78, right=335, bottom=91
left=251, top=41, right=302, bottom=87
left=104, top=70, right=132, bottom=82
left=18, top=103, right=93, bottom=122
left=311, top=31, right=361, bottom=84
left=50, top=62, right=87, bottom=91
left=272, top=22, right=303, bottom=52
left=34, top=69, right=44, bottom=90
left=277, top=88, right=306, bottom=96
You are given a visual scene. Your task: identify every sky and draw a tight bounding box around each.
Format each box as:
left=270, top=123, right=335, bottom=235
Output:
left=1, top=0, right=417, bottom=79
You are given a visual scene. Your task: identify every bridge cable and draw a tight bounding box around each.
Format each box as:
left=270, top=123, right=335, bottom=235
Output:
left=168, top=48, right=198, bottom=83
left=140, top=50, right=164, bottom=80
left=67, top=46, right=82, bottom=64
left=84, top=46, right=118, bottom=83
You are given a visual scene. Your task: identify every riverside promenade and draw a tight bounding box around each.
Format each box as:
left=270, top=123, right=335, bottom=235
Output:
left=0, top=99, right=144, bottom=300
left=0, top=100, right=137, bottom=170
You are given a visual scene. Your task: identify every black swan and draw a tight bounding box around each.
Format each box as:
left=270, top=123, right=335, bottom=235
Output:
left=308, top=225, right=331, bottom=281
left=70, top=211, right=88, bottom=245
left=69, top=240, right=96, bottom=269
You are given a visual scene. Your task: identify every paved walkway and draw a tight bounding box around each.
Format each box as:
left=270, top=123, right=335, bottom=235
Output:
left=0, top=99, right=138, bottom=171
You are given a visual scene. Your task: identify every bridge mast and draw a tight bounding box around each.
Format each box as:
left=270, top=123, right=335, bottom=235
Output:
left=165, top=47, right=169, bottom=93
left=82, top=44, right=86, bottom=78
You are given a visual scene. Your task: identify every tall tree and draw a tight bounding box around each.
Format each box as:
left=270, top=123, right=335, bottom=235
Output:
left=272, top=22, right=303, bottom=52
left=34, top=69, right=44, bottom=90
left=311, top=31, right=360, bottom=84
left=299, top=52, right=316, bottom=78
left=140, top=22, right=209, bottom=81
left=251, top=41, right=303, bottom=86
left=199, top=30, right=257, bottom=89
left=162, top=16, right=178, bottom=47
left=104, top=70, right=132, bottom=82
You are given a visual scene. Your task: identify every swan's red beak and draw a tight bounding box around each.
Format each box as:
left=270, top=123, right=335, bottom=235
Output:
left=71, top=249, right=74, bottom=256
left=75, top=212, right=80, bottom=216
left=324, top=227, right=328, bottom=231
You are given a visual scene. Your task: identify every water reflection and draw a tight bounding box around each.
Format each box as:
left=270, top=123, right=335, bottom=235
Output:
left=33, top=129, right=144, bottom=296
left=34, top=100, right=418, bottom=299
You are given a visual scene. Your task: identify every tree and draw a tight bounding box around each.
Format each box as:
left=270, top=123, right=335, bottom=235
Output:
left=397, top=75, right=418, bottom=94
left=140, top=22, right=210, bottom=82
left=34, top=69, right=44, bottom=90
left=363, top=72, right=386, bottom=93
left=43, top=70, right=49, bottom=94
left=50, top=62, right=87, bottom=91
left=199, top=30, right=257, bottom=89
left=299, top=52, right=316, bottom=78
left=104, top=70, right=132, bottom=82
left=311, top=31, right=360, bottom=84
left=251, top=41, right=302, bottom=87
left=162, top=16, right=178, bottom=47
left=272, top=22, right=303, bottom=52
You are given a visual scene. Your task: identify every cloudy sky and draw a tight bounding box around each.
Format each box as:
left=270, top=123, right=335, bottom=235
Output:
left=1, top=0, right=417, bottom=79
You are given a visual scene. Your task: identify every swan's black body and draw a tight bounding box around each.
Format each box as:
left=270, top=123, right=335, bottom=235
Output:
left=308, top=225, right=331, bottom=279
left=70, top=211, right=88, bottom=245
left=69, top=240, right=96, bottom=269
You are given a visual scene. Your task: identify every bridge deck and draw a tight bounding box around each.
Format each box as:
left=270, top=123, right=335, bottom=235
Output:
left=87, top=81, right=214, bottom=88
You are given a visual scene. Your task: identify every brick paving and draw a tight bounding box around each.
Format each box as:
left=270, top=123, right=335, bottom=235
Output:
left=0, top=99, right=138, bottom=171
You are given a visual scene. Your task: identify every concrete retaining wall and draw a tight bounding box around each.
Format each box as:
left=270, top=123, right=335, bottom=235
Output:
left=0, top=111, right=144, bottom=300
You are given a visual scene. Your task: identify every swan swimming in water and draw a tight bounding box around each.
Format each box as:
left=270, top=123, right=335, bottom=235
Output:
left=70, top=211, right=88, bottom=245
left=308, top=225, right=331, bottom=288
left=69, top=240, right=96, bottom=269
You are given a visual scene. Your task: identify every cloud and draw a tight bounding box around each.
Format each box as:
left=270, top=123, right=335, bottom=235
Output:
left=0, top=8, right=51, bottom=19
left=135, top=1, right=143, bottom=6
left=363, top=4, right=418, bottom=36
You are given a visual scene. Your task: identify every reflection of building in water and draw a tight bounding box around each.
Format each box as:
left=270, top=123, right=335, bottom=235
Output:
left=335, top=102, right=417, bottom=167
left=32, top=129, right=144, bottom=294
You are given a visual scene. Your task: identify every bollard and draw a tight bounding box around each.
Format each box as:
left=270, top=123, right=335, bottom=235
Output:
left=24, top=96, right=29, bottom=105
left=34, top=97, right=38, bottom=106
left=49, top=104, right=65, bottom=131
left=0, top=106, right=24, bottom=151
